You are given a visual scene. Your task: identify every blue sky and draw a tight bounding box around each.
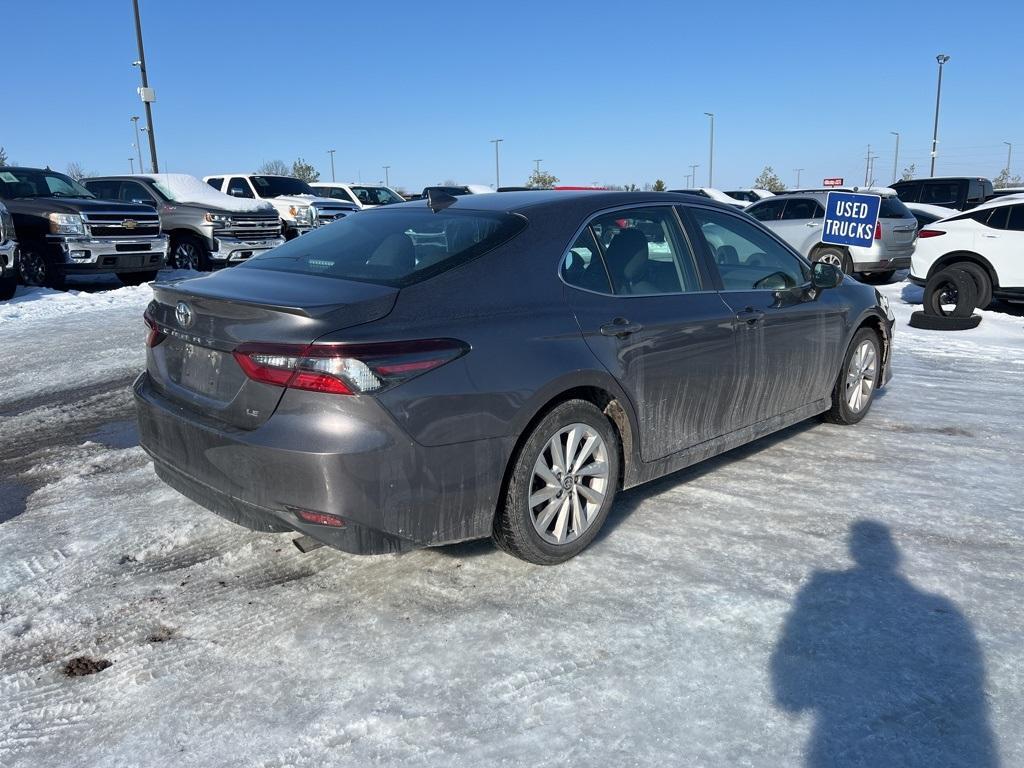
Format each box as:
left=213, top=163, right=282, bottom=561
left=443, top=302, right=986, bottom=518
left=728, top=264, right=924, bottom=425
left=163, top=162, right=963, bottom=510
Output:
left=5, top=0, right=1023, bottom=191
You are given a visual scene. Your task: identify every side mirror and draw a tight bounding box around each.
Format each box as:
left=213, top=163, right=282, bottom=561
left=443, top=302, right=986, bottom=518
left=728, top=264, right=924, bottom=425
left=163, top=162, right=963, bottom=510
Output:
left=811, top=261, right=844, bottom=289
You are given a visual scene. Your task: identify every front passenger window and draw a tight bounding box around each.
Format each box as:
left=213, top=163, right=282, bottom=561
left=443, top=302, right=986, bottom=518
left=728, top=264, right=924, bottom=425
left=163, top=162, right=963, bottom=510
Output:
left=227, top=177, right=254, bottom=198
left=690, top=207, right=809, bottom=291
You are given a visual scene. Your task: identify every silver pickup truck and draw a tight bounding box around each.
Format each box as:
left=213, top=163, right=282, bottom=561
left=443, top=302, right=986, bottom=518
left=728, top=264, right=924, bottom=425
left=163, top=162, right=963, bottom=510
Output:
left=84, top=174, right=284, bottom=271
left=0, top=201, right=17, bottom=299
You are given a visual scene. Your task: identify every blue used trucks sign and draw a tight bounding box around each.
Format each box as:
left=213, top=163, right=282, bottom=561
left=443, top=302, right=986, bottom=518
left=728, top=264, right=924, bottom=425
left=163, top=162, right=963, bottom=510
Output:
left=821, top=191, right=881, bottom=248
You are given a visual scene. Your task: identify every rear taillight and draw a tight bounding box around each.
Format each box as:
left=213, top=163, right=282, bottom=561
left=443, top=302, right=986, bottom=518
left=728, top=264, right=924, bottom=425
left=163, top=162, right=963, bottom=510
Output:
left=918, top=229, right=946, bottom=238
left=144, top=314, right=166, bottom=347
left=232, top=338, right=468, bottom=395
left=874, top=221, right=882, bottom=240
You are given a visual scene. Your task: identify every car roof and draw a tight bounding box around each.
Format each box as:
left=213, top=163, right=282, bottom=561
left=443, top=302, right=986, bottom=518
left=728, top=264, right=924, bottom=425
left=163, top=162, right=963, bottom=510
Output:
left=385, top=190, right=741, bottom=215
left=892, top=176, right=991, bottom=183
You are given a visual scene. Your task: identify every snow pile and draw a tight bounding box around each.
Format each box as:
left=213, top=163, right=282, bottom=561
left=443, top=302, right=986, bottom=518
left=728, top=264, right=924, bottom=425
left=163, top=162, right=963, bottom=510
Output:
left=147, top=174, right=274, bottom=213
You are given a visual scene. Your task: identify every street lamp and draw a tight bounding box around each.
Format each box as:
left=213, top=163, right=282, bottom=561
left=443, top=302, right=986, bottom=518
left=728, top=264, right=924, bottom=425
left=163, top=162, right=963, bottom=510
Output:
left=129, top=157, right=135, bottom=173
left=533, top=159, right=543, bottom=173
left=930, top=54, right=950, bottom=177
left=327, top=149, right=336, bottom=182
left=129, top=116, right=143, bottom=174
left=383, top=165, right=391, bottom=187
left=689, top=164, right=699, bottom=188
left=890, top=131, right=900, bottom=183
left=1004, top=141, right=1013, bottom=173
left=131, top=0, right=159, bottom=172
left=794, top=168, right=804, bottom=187
left=704, top=112, right=715, bottom=187
left=490, top=138, right=503, bottom=189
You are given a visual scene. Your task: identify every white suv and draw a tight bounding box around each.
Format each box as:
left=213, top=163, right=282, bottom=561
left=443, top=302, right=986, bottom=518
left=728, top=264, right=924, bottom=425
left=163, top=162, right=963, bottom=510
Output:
left=309, top=183, right=405, bottom=209
left=911, top=197, right=1024, bottom=307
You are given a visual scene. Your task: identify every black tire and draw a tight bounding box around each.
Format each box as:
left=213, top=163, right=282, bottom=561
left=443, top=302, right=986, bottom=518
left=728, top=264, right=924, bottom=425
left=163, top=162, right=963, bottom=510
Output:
left=116, top=270, right=159, bottom=286
left=494, top=399, right=621, bottom=565
left=0, top=261, right=16, bottom=300
left=924, top=267, right=977, bottom=318
left=822, top=327, right=882, bottom=425
left=908, top=311, right=981, bottom=331
left=18, top=246, right=65, bottom=290
left=857, top=270, right=896, bottom=285
left=946, top=261, right=992, bottom=309
left=812, top=246, right=853, bottom=275
left=170, top=233, right=211, bottom=271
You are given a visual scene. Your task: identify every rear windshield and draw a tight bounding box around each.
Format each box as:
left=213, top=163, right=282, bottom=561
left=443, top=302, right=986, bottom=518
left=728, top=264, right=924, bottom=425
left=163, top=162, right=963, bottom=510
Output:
left=240, top=207, right=526, bottom=287
left=878, top=196, right=914, bottom=219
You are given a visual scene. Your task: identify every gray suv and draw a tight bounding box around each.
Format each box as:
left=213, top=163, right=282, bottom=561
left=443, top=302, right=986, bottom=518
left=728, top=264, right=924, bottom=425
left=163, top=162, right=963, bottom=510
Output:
left=84, top=175, right=284, bottom=271
left=746, top=189, right=918, bottom=283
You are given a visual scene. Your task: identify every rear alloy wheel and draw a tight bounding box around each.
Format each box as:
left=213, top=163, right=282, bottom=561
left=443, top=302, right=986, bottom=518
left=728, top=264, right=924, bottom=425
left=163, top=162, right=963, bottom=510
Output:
left=171, top=233, right=211, bottom=271
left=494, top=400, right=620, bottom=564
left=823, top=328, right=881, bottom=425
left=813, top=247, right=852, bottom=275
left=924, top=267, right=977, bottom=318
left=18, top=247, right=64, bottom=290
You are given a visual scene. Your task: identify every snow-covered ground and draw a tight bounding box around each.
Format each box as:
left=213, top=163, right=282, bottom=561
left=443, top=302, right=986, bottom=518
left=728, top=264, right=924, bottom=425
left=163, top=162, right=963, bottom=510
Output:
left=1, top=273, right=1022, bottom=767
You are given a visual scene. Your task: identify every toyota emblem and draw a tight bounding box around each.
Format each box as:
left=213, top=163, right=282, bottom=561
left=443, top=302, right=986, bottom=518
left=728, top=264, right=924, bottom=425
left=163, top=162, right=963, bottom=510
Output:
left=175, top=301, right=194, bottom=328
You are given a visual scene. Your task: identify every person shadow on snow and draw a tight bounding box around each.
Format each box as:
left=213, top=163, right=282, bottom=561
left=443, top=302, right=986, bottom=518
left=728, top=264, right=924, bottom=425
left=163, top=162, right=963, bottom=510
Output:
left=770, top=520, right=999, bottom=767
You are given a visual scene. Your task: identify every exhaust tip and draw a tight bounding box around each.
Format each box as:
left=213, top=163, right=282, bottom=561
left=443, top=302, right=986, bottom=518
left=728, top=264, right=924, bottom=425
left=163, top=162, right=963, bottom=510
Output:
left=292, top=535, right=325, bottom=554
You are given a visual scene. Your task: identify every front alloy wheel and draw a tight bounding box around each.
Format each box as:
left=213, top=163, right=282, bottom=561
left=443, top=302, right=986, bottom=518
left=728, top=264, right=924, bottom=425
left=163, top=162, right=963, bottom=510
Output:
left=845, top=339, right=878, bottom=413
left=529, top=423, right=609, bottom=545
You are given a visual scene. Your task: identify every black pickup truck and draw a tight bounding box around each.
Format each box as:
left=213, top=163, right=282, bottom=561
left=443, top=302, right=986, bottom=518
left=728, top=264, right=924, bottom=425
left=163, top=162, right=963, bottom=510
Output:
left=0, top=166, right=168, bottom=288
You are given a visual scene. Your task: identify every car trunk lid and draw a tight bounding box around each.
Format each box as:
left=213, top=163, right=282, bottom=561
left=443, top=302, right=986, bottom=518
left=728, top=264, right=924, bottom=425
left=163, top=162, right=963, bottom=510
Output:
left=145, top=269, right=398, bottom=429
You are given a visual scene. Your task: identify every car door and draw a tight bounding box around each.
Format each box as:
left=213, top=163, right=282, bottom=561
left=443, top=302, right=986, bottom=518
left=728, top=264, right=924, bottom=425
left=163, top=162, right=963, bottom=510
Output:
left=683, top=204, right=846, bottom=428
left=562, top=205, right=739, bottom=461
left=771, top=197, right=825, bottom=255
left=1002, top=204, right=1024, bottom=287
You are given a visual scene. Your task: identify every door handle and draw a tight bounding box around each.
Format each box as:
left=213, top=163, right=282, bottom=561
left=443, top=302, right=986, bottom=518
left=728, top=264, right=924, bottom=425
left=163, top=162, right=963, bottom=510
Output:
left=982, top=234, right=1000, bottom=239
left=805, top=221, right=821, bottom=227
left=600, top=318, right=643, bottom=337
left=735, top=307, right=766, bottom=327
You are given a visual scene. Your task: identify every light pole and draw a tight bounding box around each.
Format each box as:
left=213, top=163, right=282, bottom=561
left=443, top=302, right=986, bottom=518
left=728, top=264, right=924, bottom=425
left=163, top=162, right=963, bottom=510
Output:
left=383, top=165, right=390, bottom=187
left=131, top=0, right=159, bottom=173
left=930, top=54, right=950, bottom=177
left=689, top=163, right=699, bottom=188
left=890, top=131, right=900, bottom=183
left=684, top=173, right=692, bottom=187
left=129, top=157, right=135, bottom=173
left=1004, top=141, right=1013, bottom=173
left=490, top=138, right=503, bottom=189
left=533, top=159, right=543, bottom=173
left=704, top=112, right=715, bottom=187
left=794, top=168, right=804, bottom=187
left=130, top=116, right=144, bottom=173
left=327, top=149, right=336, bottom=182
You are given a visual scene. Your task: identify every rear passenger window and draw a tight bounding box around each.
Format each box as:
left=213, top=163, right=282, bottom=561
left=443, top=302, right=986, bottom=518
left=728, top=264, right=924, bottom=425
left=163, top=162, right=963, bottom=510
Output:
left=781, top=199, right=822, bottom=220
left=747, top=199, right=786, bottom=222
left=587, top=207, right=701, bottom=296
left=561, top=229, right=611, bottom=293
left=690, top=207, right=809, bottom=291
left=1005, top=205, right=1024, bottom=231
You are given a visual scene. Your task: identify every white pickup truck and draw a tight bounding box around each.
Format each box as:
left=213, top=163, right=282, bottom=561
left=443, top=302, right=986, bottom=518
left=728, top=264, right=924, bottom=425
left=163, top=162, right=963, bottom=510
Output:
left=203, top=174, right=358, bottom=239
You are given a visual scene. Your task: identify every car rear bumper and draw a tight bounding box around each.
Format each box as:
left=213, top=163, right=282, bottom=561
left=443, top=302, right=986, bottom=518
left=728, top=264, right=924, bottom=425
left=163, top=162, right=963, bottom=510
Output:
left=134, top=371, right=507, bottom=554
left=856, top=257, right=911, bottom=272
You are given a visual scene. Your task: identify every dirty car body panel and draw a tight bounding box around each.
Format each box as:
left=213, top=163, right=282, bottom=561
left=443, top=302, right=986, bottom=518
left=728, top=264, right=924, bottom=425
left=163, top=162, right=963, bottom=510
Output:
left=135, top=191, right=893, bottom=555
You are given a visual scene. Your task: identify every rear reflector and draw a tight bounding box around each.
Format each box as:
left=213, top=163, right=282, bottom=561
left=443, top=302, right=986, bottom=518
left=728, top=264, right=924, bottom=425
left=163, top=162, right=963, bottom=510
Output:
left=874, top=221, right=882, bottom=240
left=233, top=338, right=468, bottom=395
left=918, top=229, right=946, bottom=238
left=293, top=509, right=346, bottom=528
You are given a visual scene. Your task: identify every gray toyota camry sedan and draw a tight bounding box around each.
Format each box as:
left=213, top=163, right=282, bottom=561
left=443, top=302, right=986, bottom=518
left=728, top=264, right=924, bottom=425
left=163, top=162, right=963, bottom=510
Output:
left=136, top=191, right=894, bottom=564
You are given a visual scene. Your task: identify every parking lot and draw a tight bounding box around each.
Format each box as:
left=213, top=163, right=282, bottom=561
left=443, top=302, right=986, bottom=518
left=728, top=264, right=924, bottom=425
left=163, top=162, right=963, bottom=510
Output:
left=1, top=275, right=1021, bottom=767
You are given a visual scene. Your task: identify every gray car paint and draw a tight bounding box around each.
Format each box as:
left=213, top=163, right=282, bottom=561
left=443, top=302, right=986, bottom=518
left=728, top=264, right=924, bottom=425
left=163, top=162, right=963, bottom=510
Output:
left=135, top=191, right=893, bottom=554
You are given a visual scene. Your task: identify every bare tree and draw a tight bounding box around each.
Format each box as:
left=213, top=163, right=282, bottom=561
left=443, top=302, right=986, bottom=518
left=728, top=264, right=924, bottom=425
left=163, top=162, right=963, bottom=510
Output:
left=257, top=159, right=290, bottom=175
left=66, top=162, right=91, bottom=181
left=291, top=157, right=320, bottom=183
